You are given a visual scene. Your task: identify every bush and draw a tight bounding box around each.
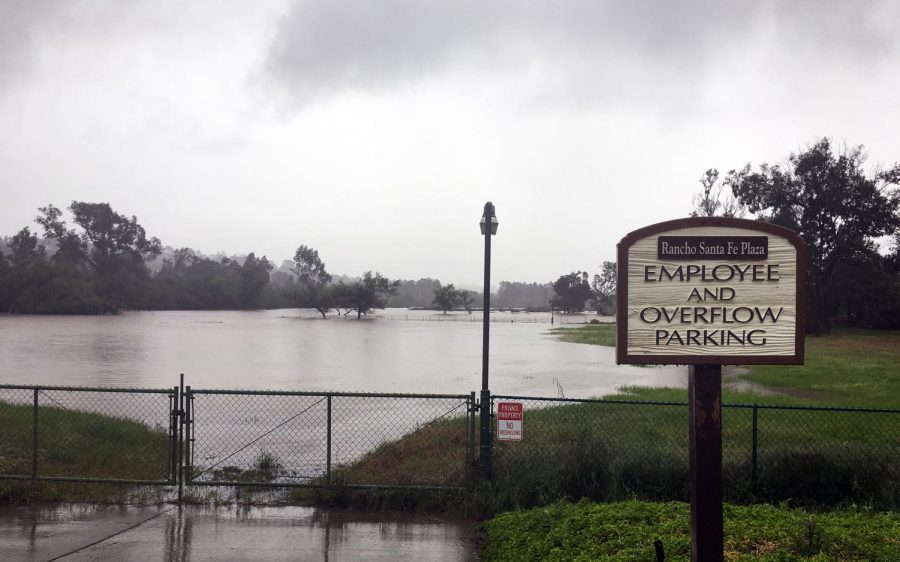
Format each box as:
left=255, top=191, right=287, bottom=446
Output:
left=481, top=499, right=900, bottom=561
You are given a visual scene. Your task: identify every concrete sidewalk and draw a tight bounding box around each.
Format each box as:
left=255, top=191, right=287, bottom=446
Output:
left=0, top=504, right=480, bottom=561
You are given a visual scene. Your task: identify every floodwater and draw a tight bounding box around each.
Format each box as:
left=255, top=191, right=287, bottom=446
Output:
left=0, top=308, right=684, bottom=396
left=0, top=503, right=480, bottom=561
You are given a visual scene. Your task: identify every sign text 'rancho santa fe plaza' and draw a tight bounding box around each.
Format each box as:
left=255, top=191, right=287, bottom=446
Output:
left=617, top=218, right=806, bottom=365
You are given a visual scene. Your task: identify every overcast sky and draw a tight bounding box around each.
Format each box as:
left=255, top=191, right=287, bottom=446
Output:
left=1, top=0, right=898, bottom=287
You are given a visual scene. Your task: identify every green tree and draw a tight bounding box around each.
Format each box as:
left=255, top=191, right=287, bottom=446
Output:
left=690, top=168, right=744, bottom=218
left=550, top=271, right=593, bottom=313
left=147, top=251, right=245, bottom=310
left=37, top=202, right=162, bottom=310
left=459, top=290, right=473, bottom=314
left=590, top=261, right=617, bottom=315
left=240, top=253, right=273, bottom=309
left=337, top=271, right=400, bottom=319
left=386, top=278, right=443, bottom=308
left=873, top=236, right=900, bottom=328
left=432, top=283, right=460, bottom=314
left=291, top=244, right=333, bottom=318
left=3, top=228, right=50, bottom=313
left=494, top=281, right=553, bottom=310
left=0, top=249, right=9, bottom=310
left=192, top=258, right=242, bottom=309
left=726, top=138, right=900, bottom=332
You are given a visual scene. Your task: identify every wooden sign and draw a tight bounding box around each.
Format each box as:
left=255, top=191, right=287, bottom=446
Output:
left=616, top=217, right=805, bottom=365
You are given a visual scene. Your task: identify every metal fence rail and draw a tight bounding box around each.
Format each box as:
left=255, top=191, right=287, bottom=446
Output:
left=490, top=395, right=900, bottom=506
left=0, top=385, right=178, bottom=485
left=185, top=389, right=475, bottom=490
left=1, top=381, right=897, bottom=508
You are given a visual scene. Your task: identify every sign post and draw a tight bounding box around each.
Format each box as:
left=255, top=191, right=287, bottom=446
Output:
left=616, top=217, right=804, bottom=562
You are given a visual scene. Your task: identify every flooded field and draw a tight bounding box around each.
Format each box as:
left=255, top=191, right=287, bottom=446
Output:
left=0, top=309, right=683, bottom=397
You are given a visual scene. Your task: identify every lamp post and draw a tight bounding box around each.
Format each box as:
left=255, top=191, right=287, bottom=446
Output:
left=479, top=201, right=498, bottom=480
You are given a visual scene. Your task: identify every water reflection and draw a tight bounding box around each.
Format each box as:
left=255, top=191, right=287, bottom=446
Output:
left=0, top=503, right=478, bottom=561
left=158, top=505, right=478, bottom=561
left=163, top=508, right=192, bottom=562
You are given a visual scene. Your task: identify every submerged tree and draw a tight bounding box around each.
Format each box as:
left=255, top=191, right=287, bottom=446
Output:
left=336, top=271, right=400, bottom=319
left=550, top=271, right=593, bottom=313
left=291, top=244, right=333, bottom=318
left=432, top=283, right=460, bottom=314
left=459, top=290, right=473, bottom=314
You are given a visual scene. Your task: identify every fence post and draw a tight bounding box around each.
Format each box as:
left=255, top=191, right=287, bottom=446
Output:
left=185, top=386, right=192, bottom=485
left=326, top=395, right=332, bottom=485
left=170, top=387, right=179, bottom=485
left=32, top=389, right=38, bottom=480
left=479, top=391, right=493, bottom=480
left=466, top=392, right=477, bottom=489
left=178, top=374, right=184, bottom=504
left=751, top=404, right=758, bottom=492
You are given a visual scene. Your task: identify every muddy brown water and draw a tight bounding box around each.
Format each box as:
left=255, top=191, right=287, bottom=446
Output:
left=0, top=309, right=686, bottom=485
left=0, top=308, right=683, bottom=395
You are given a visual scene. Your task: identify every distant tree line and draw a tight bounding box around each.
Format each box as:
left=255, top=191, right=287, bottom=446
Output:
left=0, top=202, right=284, bottom=314
left=691, top=138, right=900, bottom=331
left=0, top=202, right=570, bottom=316
left=7, top=139, right=895, bottom=329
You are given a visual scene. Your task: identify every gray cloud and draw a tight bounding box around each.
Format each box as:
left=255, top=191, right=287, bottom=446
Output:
left=0, top=0, right=155, bottom=96
left=0, top=1, right=65, bottom=93
left=259, top=0, right=898, bottom=109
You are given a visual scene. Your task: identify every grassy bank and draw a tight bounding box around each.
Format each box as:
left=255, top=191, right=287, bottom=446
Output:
left=292, top=416, right=471, bottom=511
left=310, top=327, right=899, bottom=513
left=0, top=401, right=171, bottom=502
left=299, top=397, right=899, bottom=513
left=490, top=400, right=898, bottom=511
left=481, top=499, right=900, bottom=561
left=550, top=323, right=617, bottom=347
left=551, top=325, right=900, bottom=408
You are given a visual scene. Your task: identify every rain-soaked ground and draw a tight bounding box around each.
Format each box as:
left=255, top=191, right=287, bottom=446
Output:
left=0, top=503, right=480, bottom=561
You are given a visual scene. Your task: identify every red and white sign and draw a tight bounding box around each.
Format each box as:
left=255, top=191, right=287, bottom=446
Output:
left=497, top=402, right=523, bottom=441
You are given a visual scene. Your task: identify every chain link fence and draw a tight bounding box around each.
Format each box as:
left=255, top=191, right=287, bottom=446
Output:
left=490, top=395, right=900, bottom=509
left=0, top=385, right=177, bottom=484
left=1, top=383, right=897, bottom=509
left=185, top=390, right=475, bottom=489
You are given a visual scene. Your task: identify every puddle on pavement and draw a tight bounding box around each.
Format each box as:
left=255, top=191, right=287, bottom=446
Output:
left=0, top=503, right=480, bottom=561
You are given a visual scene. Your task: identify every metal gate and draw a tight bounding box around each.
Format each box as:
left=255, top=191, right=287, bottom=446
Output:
left=184, top=389, right=477, bottom=490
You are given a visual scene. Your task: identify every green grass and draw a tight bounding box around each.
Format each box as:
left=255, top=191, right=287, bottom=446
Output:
left=291, top=416, right=472, bottom=511
left=552, top=325, right=900, bottom=408
left=489, top=400, right=899, bottom=511
left=302, top=389, right=899, bottom=513
left=481, top=499, right=900, bottom=561
left=739, top=330, right=900, bottom=408
left=550, top=324, right=616, bottom=347
left=294, top=327, right=900, bottom=513
left=0, top=401, right=172, bottom=502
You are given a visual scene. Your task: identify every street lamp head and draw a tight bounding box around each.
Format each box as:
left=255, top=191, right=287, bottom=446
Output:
left=480, top=201, right=498, bottom=235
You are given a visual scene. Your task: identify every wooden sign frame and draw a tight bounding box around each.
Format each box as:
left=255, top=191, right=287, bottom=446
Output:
left=616, top=217, right=806, bottom=365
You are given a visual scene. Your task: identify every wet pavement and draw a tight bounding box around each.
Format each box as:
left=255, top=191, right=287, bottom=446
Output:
left=0, top=504, right=481, bottom=561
